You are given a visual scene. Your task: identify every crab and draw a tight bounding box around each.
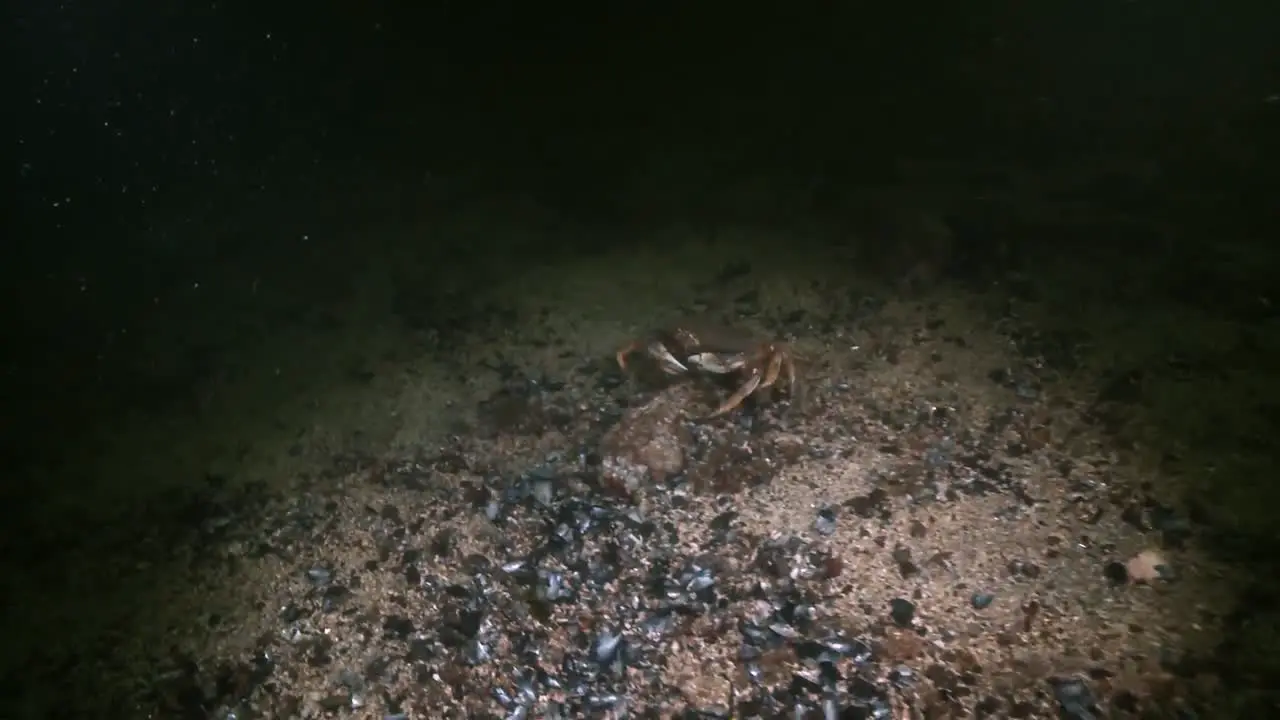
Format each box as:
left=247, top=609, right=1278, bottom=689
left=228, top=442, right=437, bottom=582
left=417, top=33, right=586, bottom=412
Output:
left=615, top=319, right=797, bottom=419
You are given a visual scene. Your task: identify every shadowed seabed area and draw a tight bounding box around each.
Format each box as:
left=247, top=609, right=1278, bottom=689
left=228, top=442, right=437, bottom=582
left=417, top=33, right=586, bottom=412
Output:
left=6, top=2, right=1280, bottom=719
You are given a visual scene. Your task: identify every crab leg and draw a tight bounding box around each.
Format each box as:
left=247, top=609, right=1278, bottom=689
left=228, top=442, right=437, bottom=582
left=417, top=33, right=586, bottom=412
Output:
left=758, top=351, right=783, bottom=389
left=615, top=341, right=640, bottom=371
left=703, top=367, right=762, bottom=419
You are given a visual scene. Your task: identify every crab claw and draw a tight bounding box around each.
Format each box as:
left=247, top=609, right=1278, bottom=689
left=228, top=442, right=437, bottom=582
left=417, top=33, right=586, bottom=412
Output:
left=648, top=341, right=690, bottom=375
left=686, top=352, right=746, bottom=375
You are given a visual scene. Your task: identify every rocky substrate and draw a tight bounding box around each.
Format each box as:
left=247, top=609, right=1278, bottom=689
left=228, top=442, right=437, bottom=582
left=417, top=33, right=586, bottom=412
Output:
left=10, top=293, right=1248, bottom=719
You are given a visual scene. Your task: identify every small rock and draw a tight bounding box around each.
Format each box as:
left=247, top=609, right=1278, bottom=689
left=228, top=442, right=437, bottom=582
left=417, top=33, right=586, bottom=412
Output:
left=1050, top=676, right=1099, bottom=719
left=1103, top=561, right=1129, bottom=586
left=889, top=598, right=915, bottom=627
left=814, top=506, right=837, bottom=535
left=1126, top=549, right=1171, bottom=584
left=1007, top=559, right=1041, bottom=579
left=892, top=545, right=919, bottom=577
left=599, top=386, right=692, bottom=493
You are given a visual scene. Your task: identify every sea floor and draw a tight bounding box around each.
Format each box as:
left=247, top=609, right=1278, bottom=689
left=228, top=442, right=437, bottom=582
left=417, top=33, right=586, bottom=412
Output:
left=4, top=215, right=1277, bottom=718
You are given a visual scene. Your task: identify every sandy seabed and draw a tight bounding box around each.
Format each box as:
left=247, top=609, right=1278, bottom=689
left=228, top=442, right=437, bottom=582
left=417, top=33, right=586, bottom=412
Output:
left=3, top=232, right=1267, bottom=719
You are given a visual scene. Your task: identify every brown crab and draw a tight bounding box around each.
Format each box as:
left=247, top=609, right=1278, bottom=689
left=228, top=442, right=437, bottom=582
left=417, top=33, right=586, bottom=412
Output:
left=615, top=319, right=797, bottom=419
